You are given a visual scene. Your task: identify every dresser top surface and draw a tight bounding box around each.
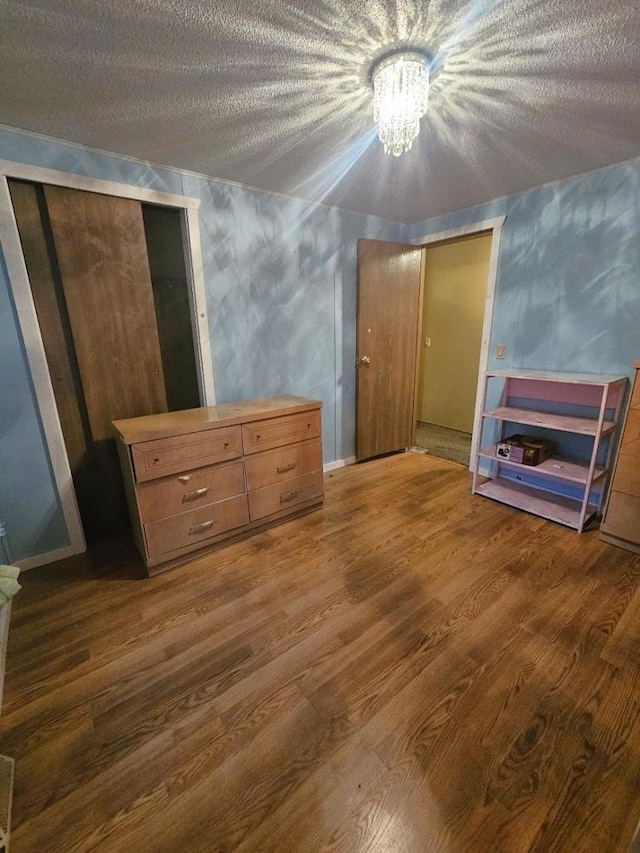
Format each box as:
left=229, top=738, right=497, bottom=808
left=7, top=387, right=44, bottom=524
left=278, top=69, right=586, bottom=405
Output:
left=113, top=395, right=321, bottom=445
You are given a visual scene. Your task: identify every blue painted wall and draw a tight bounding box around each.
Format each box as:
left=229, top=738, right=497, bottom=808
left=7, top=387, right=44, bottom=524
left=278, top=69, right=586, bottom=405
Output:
left=410, top=157, right=640, bottom=490
left=0, top=127, right=405, bottom=562
left=0, top=249, right=65, bottom=561
left=181, top=174, right=406, bottom=468
left=1, top=125, right=638, bottom=564
left=409, top=158, right=640, bottom=380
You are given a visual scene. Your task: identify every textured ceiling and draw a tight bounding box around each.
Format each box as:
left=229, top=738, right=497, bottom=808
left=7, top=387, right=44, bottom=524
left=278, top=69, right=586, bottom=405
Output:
left=0, top=0, right=638, bottom=222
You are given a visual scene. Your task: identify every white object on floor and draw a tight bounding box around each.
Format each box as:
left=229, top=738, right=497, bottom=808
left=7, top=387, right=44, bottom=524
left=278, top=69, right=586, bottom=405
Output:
left=0, top=754, right=14, bottom=853
left=0, top=564, right=19, bottom=716
left=0, top=600, right=11, bottom=715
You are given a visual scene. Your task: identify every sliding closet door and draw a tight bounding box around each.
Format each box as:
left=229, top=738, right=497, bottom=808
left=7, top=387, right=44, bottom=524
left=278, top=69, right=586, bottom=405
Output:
left=8, top=182, right=88, bottom=473
left=43, top=186, right=168, bottom=439
left=10, top=181, right=170, bottom=541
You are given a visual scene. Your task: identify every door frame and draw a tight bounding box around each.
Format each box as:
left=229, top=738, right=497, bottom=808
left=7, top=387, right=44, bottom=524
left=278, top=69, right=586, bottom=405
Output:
left=411, top=216, right=506, bottom=471
left=0, top=160, right=215, bottom=568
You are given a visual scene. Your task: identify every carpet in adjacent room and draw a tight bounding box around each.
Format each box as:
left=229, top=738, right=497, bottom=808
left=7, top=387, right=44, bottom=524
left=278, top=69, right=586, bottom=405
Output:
left=413, top=421, right=471, bottom=467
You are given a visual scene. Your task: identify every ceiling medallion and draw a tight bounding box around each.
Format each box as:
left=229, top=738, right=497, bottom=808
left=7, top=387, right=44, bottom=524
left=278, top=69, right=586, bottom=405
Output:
left=371, top=49, right=430, bottom=156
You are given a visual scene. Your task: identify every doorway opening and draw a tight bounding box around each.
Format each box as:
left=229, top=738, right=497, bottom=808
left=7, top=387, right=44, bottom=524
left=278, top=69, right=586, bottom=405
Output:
left=355, top=219, right=504, bottom=471
left=413, top=232, right=492, bottom=467
left=8, top=180, right=201, bottom=545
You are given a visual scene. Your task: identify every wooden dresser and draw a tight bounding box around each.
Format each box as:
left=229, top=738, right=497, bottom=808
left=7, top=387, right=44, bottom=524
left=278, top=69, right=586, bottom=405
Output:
left=113, top=395, right=323, bottom=574
left=600, top=361, right=640, bottom=553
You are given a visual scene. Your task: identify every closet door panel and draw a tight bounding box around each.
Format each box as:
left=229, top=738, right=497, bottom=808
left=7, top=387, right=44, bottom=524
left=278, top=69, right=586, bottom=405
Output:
left=9, top=181, right=88, bottom=470
left=43, top=186, right=168, bottom=442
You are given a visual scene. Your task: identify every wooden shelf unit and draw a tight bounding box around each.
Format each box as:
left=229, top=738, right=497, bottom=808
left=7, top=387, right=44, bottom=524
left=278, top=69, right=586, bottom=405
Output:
left=113, top=395, right=324, bottom=575
left=472, top=369, right=627, bottom=532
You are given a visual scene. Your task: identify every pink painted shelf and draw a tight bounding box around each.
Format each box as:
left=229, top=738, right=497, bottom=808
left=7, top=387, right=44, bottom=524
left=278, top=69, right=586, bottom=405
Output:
left=483, top=406, right=616, bottom=436
left=478, top=446, right=606, bottom=485
left=475, top=479, right=599, bottom=530
left=472, top=369, right=627, bottom=532
left=486, top=369, right=626, bottom=385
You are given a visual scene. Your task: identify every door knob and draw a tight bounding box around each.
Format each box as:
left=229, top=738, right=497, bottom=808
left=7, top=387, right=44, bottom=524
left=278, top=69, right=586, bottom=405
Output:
left=357, top=356, right=371, bottom=366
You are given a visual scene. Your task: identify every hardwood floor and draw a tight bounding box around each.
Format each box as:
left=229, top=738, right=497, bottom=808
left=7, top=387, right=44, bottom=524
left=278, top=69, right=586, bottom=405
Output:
left=3, top=452, right=640, bottom=852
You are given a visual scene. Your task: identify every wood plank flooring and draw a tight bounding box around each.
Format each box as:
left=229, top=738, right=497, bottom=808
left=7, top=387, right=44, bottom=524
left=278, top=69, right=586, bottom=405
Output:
left=3, top=452, right=640, bottom=852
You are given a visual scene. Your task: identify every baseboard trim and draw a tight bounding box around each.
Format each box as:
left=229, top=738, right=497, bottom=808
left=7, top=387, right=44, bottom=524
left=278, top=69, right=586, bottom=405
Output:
left=323, top=457, right=356, bottom=473
left=14, top=542, right=85, bottom=571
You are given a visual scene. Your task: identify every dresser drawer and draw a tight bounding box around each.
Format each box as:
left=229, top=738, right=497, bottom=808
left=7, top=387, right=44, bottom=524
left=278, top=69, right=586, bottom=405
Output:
left=248, top=470, right=323, bottom=521
left=242, top=409, right=321, bottom=455
left=602, top=491, right=640, bottom=543
left=619, top=408, right=640, bottom=455
left=132, top=425, right=242, bottom=482
left=612, top=450, right=640, bottom=497
left=136, top=461, right=245, bottom=523
left=144, top=494, right=249, bottom=559
left=244, top=438, right=322, bottom=491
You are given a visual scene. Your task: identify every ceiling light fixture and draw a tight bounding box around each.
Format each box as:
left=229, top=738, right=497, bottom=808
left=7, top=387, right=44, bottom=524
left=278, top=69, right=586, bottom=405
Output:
left=371, top=50, right=430, bottom=157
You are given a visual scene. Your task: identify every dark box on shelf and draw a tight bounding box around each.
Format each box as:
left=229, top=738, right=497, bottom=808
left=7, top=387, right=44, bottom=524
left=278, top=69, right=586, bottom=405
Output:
left=496, top=434, right=555, bottom=466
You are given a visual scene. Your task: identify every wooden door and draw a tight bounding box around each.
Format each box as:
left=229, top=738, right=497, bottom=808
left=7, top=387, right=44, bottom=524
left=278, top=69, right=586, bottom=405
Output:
left=10, top=181, right=169, bottom=541
left=356, top=239, right=424, bottom=460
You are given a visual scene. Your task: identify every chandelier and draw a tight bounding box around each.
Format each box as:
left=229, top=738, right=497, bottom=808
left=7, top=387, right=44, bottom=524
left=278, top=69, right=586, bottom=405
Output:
left=371, top=50, right=430, bottom=156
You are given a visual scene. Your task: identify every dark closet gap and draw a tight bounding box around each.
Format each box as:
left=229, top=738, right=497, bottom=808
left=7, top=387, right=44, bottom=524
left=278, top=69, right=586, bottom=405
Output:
left=142, top=204, right=200, bottom=413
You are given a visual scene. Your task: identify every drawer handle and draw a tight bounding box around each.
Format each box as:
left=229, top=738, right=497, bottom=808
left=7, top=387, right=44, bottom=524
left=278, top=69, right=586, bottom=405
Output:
left=178, top=474, right=192, bottom=483
left=189, top=520, right=214, bottom=534
left=280, top=489, right=299, bottom=504
left=277, top=461, right=296, bottom=474
left=183, top=487, right=209, bottom=502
